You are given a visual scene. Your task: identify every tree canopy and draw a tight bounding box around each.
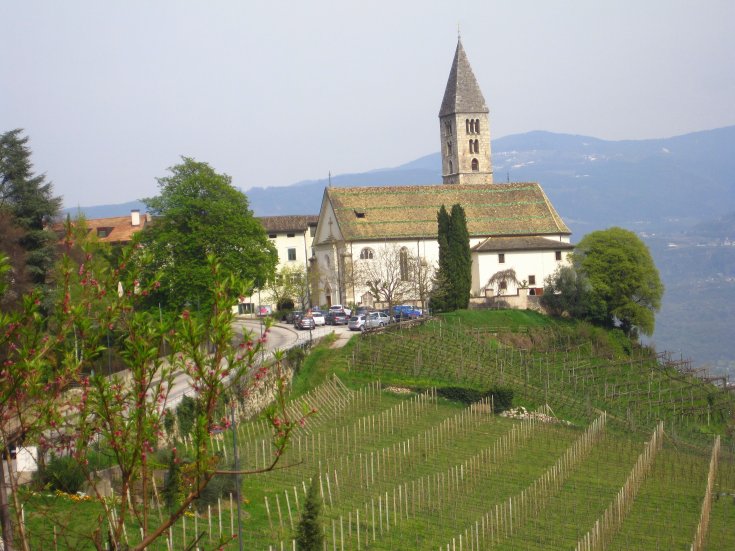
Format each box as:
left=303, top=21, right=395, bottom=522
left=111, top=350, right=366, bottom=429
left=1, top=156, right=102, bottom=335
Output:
left=136, top=157, right=277, bottom=311
left=0, top=129, right=61, bottom=290
left=573, top=227, right=664, bottom=336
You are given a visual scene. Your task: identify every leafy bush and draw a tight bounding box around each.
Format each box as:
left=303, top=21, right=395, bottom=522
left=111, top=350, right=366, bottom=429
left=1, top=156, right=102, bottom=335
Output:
left=38, top=455, right=86, bottom=494
left=194, top=461, right=239, bottom=511
left=176, top=395, right=197, bottom=437
left=286, top=346, right=307, bottom=375
left=436, top=385, right=513, bottom=412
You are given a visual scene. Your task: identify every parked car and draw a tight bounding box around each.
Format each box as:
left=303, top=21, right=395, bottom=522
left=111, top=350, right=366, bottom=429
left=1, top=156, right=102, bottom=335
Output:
left=286, top=310, right=303, bottom=324
left=325, top=310, right=350, bottom=325
left=329, top=304, right=352, bottom=316
left=348, top=314, right=367, bottom=331
left=295, top=315, right=316, bottom=330
left=365, top=311, right=391, bottom=329
left=311, top=310, right=326, bottom=326
left=392, top=305, right=422, bottom=319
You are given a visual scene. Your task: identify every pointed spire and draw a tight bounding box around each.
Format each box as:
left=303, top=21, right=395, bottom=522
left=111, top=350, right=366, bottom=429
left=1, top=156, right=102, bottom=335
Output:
left=439, top=38, right=488, bottom=117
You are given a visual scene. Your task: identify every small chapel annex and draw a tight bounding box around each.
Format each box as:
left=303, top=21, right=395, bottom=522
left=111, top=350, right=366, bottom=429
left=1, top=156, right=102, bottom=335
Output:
left=311, top=38, right=573, bottom=310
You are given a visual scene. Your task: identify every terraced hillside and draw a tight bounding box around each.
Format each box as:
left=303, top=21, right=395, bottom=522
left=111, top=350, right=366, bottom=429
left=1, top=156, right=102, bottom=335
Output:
left=20, top=312, right=735, bottom=550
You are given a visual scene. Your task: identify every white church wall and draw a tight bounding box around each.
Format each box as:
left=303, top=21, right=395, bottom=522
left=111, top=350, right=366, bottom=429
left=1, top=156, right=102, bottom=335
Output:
left=475, top=247, right=571, bottom=297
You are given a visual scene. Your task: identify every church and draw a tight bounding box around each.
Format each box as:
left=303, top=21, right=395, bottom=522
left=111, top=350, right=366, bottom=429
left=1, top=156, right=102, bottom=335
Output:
left=311, top=39, right=573, bottom=310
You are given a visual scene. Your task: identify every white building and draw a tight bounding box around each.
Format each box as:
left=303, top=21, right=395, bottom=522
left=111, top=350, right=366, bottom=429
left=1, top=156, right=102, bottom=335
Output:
left=311, top=38, right=573, bottom=309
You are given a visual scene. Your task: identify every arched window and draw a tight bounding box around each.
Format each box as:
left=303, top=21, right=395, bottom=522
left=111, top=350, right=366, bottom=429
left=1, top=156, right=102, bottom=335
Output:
left=359, top=247, right=374, bottom=260
left=474, top=139, right=479, bottom=153
left=475, top=119, right=480, bottom=133
left=471, top=158, right=479, bottom=171
left=445, top=121, right=452, bottom=135
left=399, top=247, right=410, bottom=281
left=447, top=141, right=452, bottom=155
left=449, top=160, right=453, bottom=173
left=324, top=254, right=331, bottom=268
left=465, top=119, right=470, bottom=134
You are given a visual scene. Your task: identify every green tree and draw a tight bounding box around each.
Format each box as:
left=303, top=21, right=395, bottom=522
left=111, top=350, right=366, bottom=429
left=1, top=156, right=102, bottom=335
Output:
left=540, top=264, right=604, bottom=320
left=266, top=265, right=308, bottom=311
left=432, top=205, right=452, bottom=311
left=448, top=203, right=471, bottom=309
left=136, top=157, right=277, bottom=311
left=0, top=129, right=61, bottom=290
left=296, top=476, right=323, bottom=550
left=433, top=204, right=471, bottom=311
left=574, top=227, right=664, bottom=336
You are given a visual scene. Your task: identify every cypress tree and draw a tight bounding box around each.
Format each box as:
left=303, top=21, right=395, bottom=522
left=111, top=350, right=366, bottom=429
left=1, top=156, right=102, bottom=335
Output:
left=432, top=205, right=452, bottom=311
left=296, top=476, right=323, bottom=550
left=448, top=204, right=471, bottom=309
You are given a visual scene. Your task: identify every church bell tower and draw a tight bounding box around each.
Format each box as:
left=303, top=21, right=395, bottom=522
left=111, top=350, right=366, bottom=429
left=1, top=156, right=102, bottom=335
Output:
left=439, top=38, right=493, bottom=185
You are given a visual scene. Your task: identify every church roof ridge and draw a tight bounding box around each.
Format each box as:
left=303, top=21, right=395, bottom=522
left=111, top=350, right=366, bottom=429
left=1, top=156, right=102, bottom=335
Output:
left=439, top=38, right=488, bottom=117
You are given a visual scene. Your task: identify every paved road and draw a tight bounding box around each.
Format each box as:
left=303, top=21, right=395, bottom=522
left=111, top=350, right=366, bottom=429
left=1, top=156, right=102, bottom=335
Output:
left=166, top=319, right=352, bottom=407
left=233, top=318, right=352, bottom=353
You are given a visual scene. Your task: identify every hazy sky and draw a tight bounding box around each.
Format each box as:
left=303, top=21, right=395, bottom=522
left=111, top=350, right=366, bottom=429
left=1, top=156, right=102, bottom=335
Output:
left=2, top=1, right=734, bottom=209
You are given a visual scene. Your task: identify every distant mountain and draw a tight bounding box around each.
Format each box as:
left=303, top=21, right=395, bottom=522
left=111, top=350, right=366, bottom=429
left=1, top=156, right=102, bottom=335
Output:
left=66, top=126, right=735, bottom=236
left=243, top=126, right=735, bottom=236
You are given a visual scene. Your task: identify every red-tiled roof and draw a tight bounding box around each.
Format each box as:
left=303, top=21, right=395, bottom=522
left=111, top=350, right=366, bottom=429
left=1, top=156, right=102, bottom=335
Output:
left=52, top=214, right=148, bottom=244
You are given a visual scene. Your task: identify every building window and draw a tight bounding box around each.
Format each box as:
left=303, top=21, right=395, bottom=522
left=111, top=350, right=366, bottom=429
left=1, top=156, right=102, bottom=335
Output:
left=287, top=248, right=296, bottom=261
left=499, top=281, right=507, bottom=291
left=465, top=119, right=470, bottom=134
left=287, top=233, right=295, bottom=238
left=498, top=253, right=505, bottom=263
left=555, top=250, right=562, bottom=261
left=399, top=247, right=410, bottom=280
left=447, top=141, right=452, bottom=155
left=475, top=119, right=480, bottom=133
left=97, top=228, right=110, bottom=238
left=448, top=160, right=453, bottom=173
left=359, top=247, right=374, bottom=260
left=528, top=275, right=536, bottom=286
left=324, top=255, right=330, bottom=268
left=268, top=233, right=277, bottom=239
left=474, top=139, right=479, bottom=153
left=445, top=120, right=452, bottom=135
left=471, top=158, right=479, bottom=171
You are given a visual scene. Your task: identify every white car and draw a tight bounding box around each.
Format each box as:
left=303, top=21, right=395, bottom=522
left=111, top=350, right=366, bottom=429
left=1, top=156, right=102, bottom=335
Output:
left=311, top=311, right=326, bottom=326
left=348, top=314, right=366, bottom=331
left=330, top=304, right=352, bottom=317
left=365, top=311, right=391, bottom=329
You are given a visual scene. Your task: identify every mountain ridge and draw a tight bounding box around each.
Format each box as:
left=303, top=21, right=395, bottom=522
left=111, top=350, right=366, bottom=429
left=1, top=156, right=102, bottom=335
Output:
left=67, top=125, right=735, bottom=237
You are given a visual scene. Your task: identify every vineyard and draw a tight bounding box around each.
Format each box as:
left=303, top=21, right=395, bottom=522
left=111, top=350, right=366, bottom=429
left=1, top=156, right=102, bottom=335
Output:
left=20, top=312, right=735, bottom=549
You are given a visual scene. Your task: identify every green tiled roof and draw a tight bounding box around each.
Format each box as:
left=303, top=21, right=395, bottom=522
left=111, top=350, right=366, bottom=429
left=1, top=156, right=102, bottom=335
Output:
left=327, top=183, right=571, bottom=241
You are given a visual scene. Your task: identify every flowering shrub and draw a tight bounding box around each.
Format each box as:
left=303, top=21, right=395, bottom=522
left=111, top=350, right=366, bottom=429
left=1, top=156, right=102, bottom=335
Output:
left=0, top=219, right=309, bottom=550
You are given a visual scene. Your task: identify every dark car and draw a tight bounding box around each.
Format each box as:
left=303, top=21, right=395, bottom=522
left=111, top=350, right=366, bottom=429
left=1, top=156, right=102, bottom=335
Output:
left=285, top=310, right=303, bottom=323
left=294, top=315, right=316, bottom=330
left=325, top=310, right=350, bottom=325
